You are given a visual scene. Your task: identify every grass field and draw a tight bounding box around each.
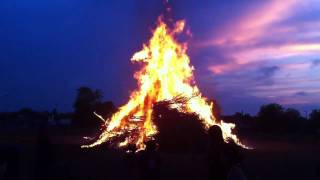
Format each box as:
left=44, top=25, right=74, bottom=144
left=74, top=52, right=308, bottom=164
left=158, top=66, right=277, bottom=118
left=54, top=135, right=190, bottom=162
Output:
left=1, top=129, right=319, bottom=180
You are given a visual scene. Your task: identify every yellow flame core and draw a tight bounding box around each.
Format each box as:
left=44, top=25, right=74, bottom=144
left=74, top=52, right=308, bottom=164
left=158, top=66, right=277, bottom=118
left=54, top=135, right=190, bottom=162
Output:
left=82, top=17, right=242, bottom=150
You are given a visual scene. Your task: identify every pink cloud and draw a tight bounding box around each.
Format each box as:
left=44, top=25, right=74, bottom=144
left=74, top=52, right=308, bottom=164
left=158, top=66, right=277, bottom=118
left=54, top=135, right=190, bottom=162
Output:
left=208, top=63, right=240, bottom=74
left=233, top=42, right=320, bottom=64
left=207, top=45, right=317, bottom=75
left=197, top=0, right=320, bottom=73
left=282, top=62, right=310, bottom=70
left=201, top=0, right=320, bottom=75
left=201, top=0, right=300, bottom=47
left=197, top=0, right=320, bottom=107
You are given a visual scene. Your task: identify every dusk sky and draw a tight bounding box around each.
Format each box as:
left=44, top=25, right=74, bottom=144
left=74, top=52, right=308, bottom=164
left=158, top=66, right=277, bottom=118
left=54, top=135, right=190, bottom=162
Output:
left=1, top=0, right=319, bottom=114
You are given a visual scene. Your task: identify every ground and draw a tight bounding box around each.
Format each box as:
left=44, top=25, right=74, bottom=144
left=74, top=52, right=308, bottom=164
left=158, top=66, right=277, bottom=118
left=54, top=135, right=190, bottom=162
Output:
left=1, top=128, right=319, bottom=180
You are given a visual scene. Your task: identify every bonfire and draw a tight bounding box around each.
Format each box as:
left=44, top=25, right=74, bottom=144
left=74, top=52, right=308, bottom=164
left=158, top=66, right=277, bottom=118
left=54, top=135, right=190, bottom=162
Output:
left=82, top=16, right=243, bottom=151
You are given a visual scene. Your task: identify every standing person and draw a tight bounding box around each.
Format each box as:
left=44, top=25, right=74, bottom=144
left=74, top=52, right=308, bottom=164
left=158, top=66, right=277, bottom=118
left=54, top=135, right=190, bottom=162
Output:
left=139, top=140, right=161, bottom=180
left=207, top=125, right=246, bottom=180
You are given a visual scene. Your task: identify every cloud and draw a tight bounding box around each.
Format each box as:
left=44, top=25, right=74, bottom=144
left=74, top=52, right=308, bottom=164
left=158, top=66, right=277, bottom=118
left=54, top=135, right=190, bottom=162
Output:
left=197, top=0, right=320, bottom=65
left=191, top=0, right=320, bottom=112
left=199, top=0, right=300, bottom=47
left=208, top=63, right=239, bottom=74
left=295, top=91, right=308, bottom=96
left=200, top=0, right=320, bottom=79
left=312, top=59, right=320, bottom=66
left=258, top=66, right=280, bottom=78
left=282, top=62, right=311, bottom=70
left=229, top=43, right=320, bottom=65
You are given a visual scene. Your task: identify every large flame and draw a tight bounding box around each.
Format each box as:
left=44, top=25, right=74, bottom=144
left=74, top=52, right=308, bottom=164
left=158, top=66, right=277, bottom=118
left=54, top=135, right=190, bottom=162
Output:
left=82, top=17, right=242, bottom=150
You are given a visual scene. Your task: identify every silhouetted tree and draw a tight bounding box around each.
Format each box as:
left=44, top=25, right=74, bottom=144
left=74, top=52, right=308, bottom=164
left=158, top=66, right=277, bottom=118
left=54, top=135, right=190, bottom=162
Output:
left=258, top=103, right=285, bottom=132
left=258, top=103, right=284, bottom=120
left=94, top=101, right=116, bottom=120
left=257, top=104, right=306, bottom=133
left=228, top=112, right=257, bottom=134
left=284, top=108, right=301, bottom=120
left=283, top=108, right=303, bottom=132
left=310, top=109, right=320, bottom=122
left=73, top=87, right=102, bottom=127
left=309, top=109, right=320, bottom=132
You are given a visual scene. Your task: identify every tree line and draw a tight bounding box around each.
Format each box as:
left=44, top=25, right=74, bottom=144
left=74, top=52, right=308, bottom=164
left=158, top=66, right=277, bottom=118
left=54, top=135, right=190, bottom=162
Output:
left=0, top=86, right=319, bottom=136
left=223, top=103, right=320, bottom=135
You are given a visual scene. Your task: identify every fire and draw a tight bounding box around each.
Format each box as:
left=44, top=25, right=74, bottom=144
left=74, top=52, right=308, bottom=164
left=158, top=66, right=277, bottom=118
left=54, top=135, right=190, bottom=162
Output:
left=82, top=17, right=243, bottom=150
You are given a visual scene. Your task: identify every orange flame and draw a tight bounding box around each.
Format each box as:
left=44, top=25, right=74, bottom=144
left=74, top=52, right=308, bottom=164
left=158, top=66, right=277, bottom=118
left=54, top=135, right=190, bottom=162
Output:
left=82, top=17, right=243, bottom=150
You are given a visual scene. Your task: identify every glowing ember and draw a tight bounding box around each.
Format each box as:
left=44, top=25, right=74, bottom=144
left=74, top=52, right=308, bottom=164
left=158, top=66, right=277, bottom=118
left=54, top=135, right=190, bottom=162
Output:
left=82, top=16, right=243, bottom=151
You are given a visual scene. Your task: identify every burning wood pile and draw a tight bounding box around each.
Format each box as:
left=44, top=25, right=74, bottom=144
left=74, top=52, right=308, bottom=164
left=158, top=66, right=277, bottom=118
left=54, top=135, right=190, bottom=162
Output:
left=82, top=16, right=244, bottom=151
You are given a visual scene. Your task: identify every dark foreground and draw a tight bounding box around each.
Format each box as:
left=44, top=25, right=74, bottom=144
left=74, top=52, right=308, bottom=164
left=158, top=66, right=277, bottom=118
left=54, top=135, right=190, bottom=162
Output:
left=1, top=129, right=319, bottom=180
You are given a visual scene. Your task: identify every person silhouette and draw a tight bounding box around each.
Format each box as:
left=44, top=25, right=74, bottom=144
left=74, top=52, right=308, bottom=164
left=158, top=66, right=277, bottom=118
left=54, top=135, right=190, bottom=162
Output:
left=207, top=125, right=246, bottom=180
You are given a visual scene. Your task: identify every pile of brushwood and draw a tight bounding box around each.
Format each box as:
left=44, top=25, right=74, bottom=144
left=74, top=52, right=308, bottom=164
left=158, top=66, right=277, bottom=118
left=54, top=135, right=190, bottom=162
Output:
left=152, top=96, right=208, bottom=153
